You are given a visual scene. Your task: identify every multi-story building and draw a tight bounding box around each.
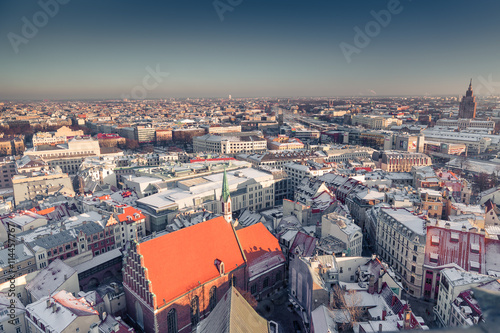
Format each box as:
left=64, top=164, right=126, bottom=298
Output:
left=283, top=162, right=332, bottom=194
left=193, top=134, right=267, bottom=155
left=123, top=217, right=248, bottom=333
left=267, top=136, right=304, bottom=150
left=323, top=146, right=375, bottom=163
left=434, top=268, right=493, bottom=327
left=237, top=150, right=320, bottom=169
left=135, top=125, right=156, bottom=143
left=114, top=205, right=146, bottom=246
left=449, top=279, right=500, bottom=328
left=136, top=167, right=276, bottom=232
left=32, top=126, right=85, bottom=147
left=15, top=155, right=47, bottom=175
left=422, top=129, right=497, bottom=154
left=436, top=118, right=494, bottom=131
left=77, top=157, right=118, bottom=194
left=458, top=80, right=477, bottom=119
left=321, top=213, right=363, bottom=257
left=0, top=135, right=24, bottom=156
left=96, top=133, right=126, bottom=147
left=19, top=220, right=115, bottom=265
left=155, top=129, right=172, bottom=142
left=236, top=222, right=286, bottom=301
left=0, top=156, right=17, bottom=189
left=0, top=243, right=37, bottom=283
left=419, top=188, right=445, bottom=219
left=201, top=124, right=241, bottom=134
left=171, top=128, right=206, bottom=143
left=24, top=137, right=114, bottom=175
left=0, top=293, right=26, bottom=333
left=289, top=254, right=338, bottom=325
left=351, top=114, right=402, bottom=129
left=26, top=290, right=100, bottom=333
left=12, top=170, right=75, bottom=206
left=376, top=208, right=427, bottom=297
left=372, top=151, right=432, bottom=172
left=423, top=221, right=486, bottom=301
left=25, top=259, right=79, bottom=303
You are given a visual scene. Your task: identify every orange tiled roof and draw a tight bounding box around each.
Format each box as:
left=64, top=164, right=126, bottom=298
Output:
left=236, top=222, right=285, bottom=267
left=37, top=207, right=56, bottom=215
left=117, top=206, right=145, bottom=223
left=137, top=217, right=245, bottom=304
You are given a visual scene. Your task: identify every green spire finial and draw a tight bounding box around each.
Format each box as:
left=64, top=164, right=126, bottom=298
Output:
left=222, top=167, right=230, bottom=202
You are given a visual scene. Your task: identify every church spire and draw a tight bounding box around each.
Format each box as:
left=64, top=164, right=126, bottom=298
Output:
left=222, top=167, right=230, bottom=202
left=220, top=167, right=232, bottom=223
left=469, top=78, right=472, bottom=90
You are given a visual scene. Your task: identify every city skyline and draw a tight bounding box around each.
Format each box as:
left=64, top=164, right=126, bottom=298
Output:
left=1, top=0, right=500, bottom=99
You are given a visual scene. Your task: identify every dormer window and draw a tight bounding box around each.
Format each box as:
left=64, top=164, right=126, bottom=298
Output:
left=214, top=259, right=225, bottom=275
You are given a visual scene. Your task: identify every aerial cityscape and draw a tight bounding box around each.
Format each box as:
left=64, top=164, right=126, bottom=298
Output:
left=1, top=0, right=500, bottom=333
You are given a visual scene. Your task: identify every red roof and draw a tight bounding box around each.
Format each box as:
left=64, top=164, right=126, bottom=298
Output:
left=117, top=206, right=145, bottom=223
left=236, top=223, right=285, bottom=278
left=137, top=217, right=245, bottom=303
left=37, top=207, right=56, bottom=215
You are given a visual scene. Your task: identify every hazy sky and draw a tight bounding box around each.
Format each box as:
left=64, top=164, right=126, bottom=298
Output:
left=1, top=0, right=500, bottom=100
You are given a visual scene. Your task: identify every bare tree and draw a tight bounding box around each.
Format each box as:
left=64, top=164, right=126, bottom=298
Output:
left=477, top=173, right=491, bottom=192
left=330, top=286, right=364, bottom=331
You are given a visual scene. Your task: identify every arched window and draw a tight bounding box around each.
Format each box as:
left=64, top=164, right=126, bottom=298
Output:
left=167, top=308, right=177, bottom=333
left=190, top=296, right=200, bottom=327
left=276, top=271, right=282, bottom=282
left=135, top=301, right=144, bottom=329
left=209, top=286, right=217, bottom=311
left=231, top=275, right=237, bottom=288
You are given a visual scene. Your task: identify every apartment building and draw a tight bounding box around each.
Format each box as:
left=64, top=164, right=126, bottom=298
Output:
left=193, top=134, right=267, bottom=155
left=321, top=213, right=363, bottom=257
left=12, top=171, right=75, bottom=206
left=0, top=293, right=26, bottom=333
left=283, top=162, right=332, bottom=194
left=0, top=156, right=17, bottom=189
left=434, top=268, right=493, bottom=327
left=376, top=208, right=427, bottom=297
left=449, top=279, right=500, bottom=328
left=0, top=136, right=24, bottom=156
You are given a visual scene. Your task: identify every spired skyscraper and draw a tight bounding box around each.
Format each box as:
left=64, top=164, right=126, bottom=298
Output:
left=458, top=79, right=477, bottom=119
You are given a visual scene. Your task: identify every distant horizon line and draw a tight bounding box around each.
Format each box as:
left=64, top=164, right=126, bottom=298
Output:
left=2, top=93, right=500, bottom=103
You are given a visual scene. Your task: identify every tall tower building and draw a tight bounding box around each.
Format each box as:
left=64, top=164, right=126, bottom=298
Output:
left=220, top=168, right=232, bottom=223
left=458, top=79, right=477, bottom=119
